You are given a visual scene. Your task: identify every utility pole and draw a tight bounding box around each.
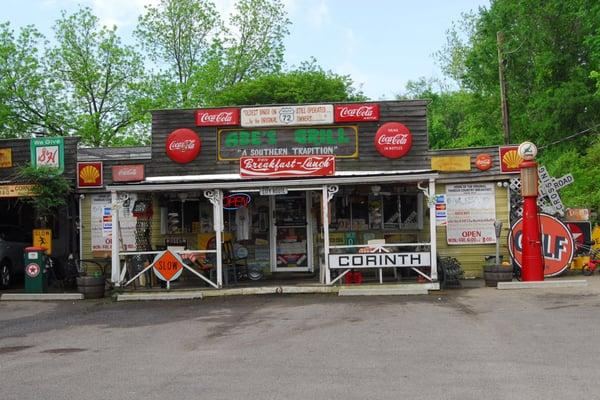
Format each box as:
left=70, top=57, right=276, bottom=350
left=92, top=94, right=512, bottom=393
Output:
left=497, top=31, right=511, bottom=145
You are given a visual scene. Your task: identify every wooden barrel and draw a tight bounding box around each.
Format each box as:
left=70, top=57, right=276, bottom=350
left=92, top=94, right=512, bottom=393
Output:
left=483, top=264, right=513, bottom=287
left=76, top=276, right=105, bottom=299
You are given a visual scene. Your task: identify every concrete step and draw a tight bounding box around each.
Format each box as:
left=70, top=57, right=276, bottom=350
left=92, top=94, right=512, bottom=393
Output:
left=338, top=286, right=429, bottom=296
left=497, top=280, right=588, bottom=290
left=1, top=293, right=84, bottom=301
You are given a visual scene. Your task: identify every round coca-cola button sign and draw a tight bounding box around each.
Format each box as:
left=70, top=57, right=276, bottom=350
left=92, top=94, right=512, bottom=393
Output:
left=374, top=122, right=412, bottom=159
left=165, top=128, right=201, bottom=164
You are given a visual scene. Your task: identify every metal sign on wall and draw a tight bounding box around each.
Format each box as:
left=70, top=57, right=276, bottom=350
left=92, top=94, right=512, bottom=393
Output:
left=0, top=148, right=12, bottom=168
left=241, top=104, right=333, bottom=127
left=77, top=162, right=103, bottom=188
left=218, top=126, right=358, bottom=161
left=240, top=155, right=335, bottom=178
left=0, top=184, right=36, bottom=197
left=30, top=137, right=64, bottom=173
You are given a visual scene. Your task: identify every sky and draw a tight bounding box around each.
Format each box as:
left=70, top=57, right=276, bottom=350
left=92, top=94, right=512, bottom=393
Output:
left=1, top=0, right=490, bottom=100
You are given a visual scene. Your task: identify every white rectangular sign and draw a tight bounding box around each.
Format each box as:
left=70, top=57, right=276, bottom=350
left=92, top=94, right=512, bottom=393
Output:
left=329, top=252, right=431, bottom=269
left=241, top=104, right=333, bottom=127
left=91, top=193, right=138, bottom=252
left=446, top=183, right=496, bottom=245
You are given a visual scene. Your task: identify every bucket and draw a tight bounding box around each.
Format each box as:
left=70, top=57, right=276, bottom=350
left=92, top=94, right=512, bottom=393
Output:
left=76, top=276, right=105, bottom=299
left=483, top=263, right=513, bottom=287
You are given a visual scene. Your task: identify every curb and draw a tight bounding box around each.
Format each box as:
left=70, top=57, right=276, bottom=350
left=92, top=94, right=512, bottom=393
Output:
left=1, top=293, right=84, bottom=301
left=497, top=280, right=588, bottom=290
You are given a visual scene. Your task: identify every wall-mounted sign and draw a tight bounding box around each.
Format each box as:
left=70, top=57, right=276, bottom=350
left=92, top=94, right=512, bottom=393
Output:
left=0, top=184, right=36, bottom=198
left=195, top=107, right=240, bottom=126
left=77, top=162, right=103, bottom=188
left=112, top=164, right=145, bottom=182
left=165, top=128, right=201, bottom=164
left=91, top=193, right=138, bottom=252
left=260, top=187, right=288, bottom=196
left=33, top=229, right=52, bottom=255
left=0, top=148, right=12, bottom=168
left=241, top=104, right=333, bottom=127
left=475, top=153, right=493, bottom=171
left=499, top=146, right=522, bottom=173
left=223, top=193, right=252, bottom=210
left=31, top=137, right=64, bottom=173
left=435, top=194, right=447, bottom=226
left=218, top=126, right=358, bottom=161
left=329, top=252, right=431, bottom=269
left=446, top=183, right=496, bottom=244
left=431, top=155, right=471, bottom=172
left=334, top=103, right=380, bottom=122
left=240, top=155, right=335, bottom=178
left=508, top=214, right=574, bottom=277
left=565, top=208, right=590, bottom=221
left=151, top=250, right=185, bottom=282
left=374, top=122, right=412, bottom=159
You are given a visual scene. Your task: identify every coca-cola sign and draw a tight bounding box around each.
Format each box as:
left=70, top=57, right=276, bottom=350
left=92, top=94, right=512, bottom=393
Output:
left=195, top=108, right=240, bottom=126
left=374, top=122, right=412, bottom=159
left=112, top=164, right=145, bottom=182
left=334, top=103, right=380, bottom=122
left=165, top=128, right=202, bottom=164
left=240, top=155, right=336, bottom=178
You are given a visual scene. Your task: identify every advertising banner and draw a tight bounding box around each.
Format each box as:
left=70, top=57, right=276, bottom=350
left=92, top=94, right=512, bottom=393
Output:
left=446, top=183, right=496, bottom=244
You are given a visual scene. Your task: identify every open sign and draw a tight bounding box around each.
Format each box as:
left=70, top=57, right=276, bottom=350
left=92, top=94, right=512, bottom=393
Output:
left=508, top=214, right=574, bottom=277
left=223, top=193, right=252, bottom=210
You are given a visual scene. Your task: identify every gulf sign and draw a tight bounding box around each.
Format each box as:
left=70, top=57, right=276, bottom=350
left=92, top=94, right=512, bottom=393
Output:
left=196, top=107, right=240, bottom=126
left=334, top=103, right=380, bottom=122
left=508, top=214, right=574, bottom=277
left=77, top=162, right=103, bottom=188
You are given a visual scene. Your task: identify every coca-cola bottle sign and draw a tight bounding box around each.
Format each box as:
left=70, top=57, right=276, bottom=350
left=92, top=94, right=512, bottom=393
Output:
left=165, top=128, right=201, bottom=164
left=374, top=122, right=412, bottom=159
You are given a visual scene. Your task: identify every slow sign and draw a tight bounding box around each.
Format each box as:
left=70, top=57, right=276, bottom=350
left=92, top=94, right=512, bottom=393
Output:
left=508, top=214, right=575, bottom=277
left=152, top=250, right=184, bottom=283
left=374, top=122, right=412, bottom=159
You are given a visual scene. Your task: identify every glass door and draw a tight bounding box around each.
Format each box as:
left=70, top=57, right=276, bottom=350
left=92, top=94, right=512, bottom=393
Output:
left=270, top=191, right=313, bottom=272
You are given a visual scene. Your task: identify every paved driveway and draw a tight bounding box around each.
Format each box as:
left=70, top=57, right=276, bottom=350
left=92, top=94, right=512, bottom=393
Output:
left=2, top=279, right=600, bottom=400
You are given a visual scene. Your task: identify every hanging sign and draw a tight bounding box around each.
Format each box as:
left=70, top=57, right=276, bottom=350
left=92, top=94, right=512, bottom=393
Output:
left=475, top=154, right=493, bottom=171
left=241, top=104, right=333, bottom=127
left=151, top=250, right=185, bottom=282
left=334, top=103, right=380, bottom=122
left=77, top=162, right=103, bottom=188
left=240, top=155, right=335, bottom=178
left=223, top=193, right=252, bottom=210
left=31, top=137, right=64, bottom=173
left=218, top=126, right=357, bottom=160
left=499, top=146, right=522, bottom=173
left=329, top=252, right=431, bottom=269
left=374, top=122, right=412, bottom=159
left=446, top=183, right=496, bottom=244
left=112, top=164, right=145, bottom=182
left=0, top=148, right=12, bottom=168
left=0, top=184, right=36, bottom=198
left=195, top=107, right=240, bottom=126
left=33, top=229, right=52, bottom=255
left=165, top=128, right=202, bottom=164
left=508, top=214, right=574, bottom=277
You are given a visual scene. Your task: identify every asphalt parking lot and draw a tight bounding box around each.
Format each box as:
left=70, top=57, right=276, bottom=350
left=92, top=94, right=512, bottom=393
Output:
left=2, top=279, right=600, bottom=400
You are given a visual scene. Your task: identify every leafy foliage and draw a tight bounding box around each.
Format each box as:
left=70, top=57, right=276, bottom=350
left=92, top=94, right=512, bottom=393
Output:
left=17, top=166, right=72, bottom=224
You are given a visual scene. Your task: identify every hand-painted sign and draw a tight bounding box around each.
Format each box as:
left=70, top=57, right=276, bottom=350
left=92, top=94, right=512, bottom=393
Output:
left=329, top=252, right=431, bottom=269
left=374, top=122, right=412, bottom=159
left=33, top=229, right=52, bottom=255
left=31, top=137, right=64, bottom=173
left=499, top=146, right=522, bottom=173
left=112, top=164, right=145, bottom=182
left=196, top=107, right=240, bottom=126
left=431, top=155, right=471, bottom=172
left=223, top=193, right=252, bottom=210
left=508, top=214, right=574, bottom=277
left=152, top=250, right=185, bottom=282
left=0, top=148, right=12, bottom=168
left=240, top=155, right=335, bottom=178
left=475, top=153, right=493, bottom=171
left=0, top=184, right=36, bottom=198
left=334, top=103, right=380, bottom=122
left=241, top=104, right=333, bottom=127
left=77, top=162, right=103, bottom=188
left=165, top=128, right=201, bottom=164
left=218, top=126, right=358, bottom=160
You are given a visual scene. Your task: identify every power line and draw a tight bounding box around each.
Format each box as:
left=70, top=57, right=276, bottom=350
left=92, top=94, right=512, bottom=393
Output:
left=538, top=123, right=600, bottom=150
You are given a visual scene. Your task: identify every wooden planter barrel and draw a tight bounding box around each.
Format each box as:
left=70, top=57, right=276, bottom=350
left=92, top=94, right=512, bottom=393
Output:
left=76, top=276, right=105, bottom=299
left=483, top=263, right=513, bottom=287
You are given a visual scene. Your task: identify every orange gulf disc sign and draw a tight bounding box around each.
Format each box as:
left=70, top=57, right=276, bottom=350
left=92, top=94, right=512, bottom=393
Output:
left=508, top=214, right=575, bottom=277
left=152, top=250, right=185, bottom=282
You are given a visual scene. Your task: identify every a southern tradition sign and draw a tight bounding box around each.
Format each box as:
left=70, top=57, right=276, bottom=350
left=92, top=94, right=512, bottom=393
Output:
left=218, top=126, right=358, bottom=161
left=240, top=155, right=335, bottom=178
left=329, top=252, right=431, bottom=269
left=241, top=104, right=333, bottom=127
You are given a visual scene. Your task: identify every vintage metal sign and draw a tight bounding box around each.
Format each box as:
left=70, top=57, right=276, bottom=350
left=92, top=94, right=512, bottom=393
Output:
left=374, top=122, right=412, bottom=159
left=0, top=148, right=12, bottom=168
left=30, top=137, right=64, bottom=173
left=0, top=184, right=36, bottom=198
left=565, top=208, right=589, bottom=221
left=241, top=104, right=333, bottom=127
left=499, top=146, right=522, bottom=173
left=33, top=229, right=52, bottom=255
left=151, top=250, right=185, bottom=282
left=165, top=128, right=202, bottom=164
left=218, top=126, right=358, bottom=161
left=334, top=103, right=380, bottom=122
left=508, top=214, right=574, bottom=277
left=112, top=164, right=145, bottom=182
left=195, top=107, right=240, bottom=126
left=240, top=155, right=335, bottom=178
left=475, top=154, right=493, bottom=171
left=77, top=162, right=103, bottom=188
left=329, top=252, right=431, bottom=269
left=431, top=155, right=471, bottom=172
left=538, top=165, right=565, bottom=214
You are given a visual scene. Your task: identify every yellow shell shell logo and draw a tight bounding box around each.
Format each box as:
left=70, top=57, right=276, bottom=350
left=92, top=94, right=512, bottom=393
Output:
left=502, top=150, right=523, bottom=169
left=80, top=165, right=100, bottom=184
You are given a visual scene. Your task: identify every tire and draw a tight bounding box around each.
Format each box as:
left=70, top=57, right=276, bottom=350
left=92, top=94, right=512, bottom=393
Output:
left=1, top=261, right=11, bottom=289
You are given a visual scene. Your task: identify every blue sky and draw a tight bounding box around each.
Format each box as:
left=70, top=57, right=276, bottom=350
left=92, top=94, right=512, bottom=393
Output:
left=1, top=0, right=489, bottom=100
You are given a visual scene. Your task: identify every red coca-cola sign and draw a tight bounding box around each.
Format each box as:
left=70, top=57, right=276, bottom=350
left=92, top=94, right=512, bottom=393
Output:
left=240, top=155, right=336, bottom=178
left=374, top=122, right=412, bottom=159
left=334, top=103, right=380, bottom=122
left=112, top=164, right=145, bottom=182
left=165, top=128, right=201, bottom=164
left=195, top=108, right=240, bottom=126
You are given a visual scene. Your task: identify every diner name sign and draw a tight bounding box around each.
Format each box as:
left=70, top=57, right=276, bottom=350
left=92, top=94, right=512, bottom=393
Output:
left=240, top=155, right=335, bottom=178
left=329, top=252, right=431, bottom=269
left=241, top=104, right=333, bottom=127
left=218, top=126, right=358, bottom=160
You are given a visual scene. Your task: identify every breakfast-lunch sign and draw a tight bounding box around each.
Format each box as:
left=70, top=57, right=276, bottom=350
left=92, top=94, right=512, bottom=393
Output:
left=240, top=155, right=336, bottom=178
